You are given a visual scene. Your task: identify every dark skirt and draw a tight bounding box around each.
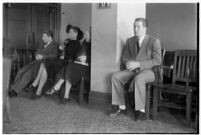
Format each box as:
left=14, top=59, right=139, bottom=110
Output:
left=42, top=59, right=66, bottom=78
left=56, top=62, right=89, bottom=85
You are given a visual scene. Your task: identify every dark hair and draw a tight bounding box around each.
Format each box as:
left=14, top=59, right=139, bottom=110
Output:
left=66, top=24, right=73, bottom=33
left=77, top=28, right=83, bottom=41
left=135, top=18, right=148, bottom=28
left=71, top=26, right=83, bottom=40
left=43, top=30, right=54, bottom=38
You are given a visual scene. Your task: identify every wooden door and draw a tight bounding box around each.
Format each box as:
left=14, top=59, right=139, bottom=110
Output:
left=5, top=3, right=30, bottom=49
left=4, top=3, right=59, bottom=50
left=31, top=4, right=57, bottom=49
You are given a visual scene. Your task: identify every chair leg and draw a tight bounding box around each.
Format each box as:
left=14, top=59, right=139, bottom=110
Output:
left=4, top=94, right=11, bottom=124
left=195, top=107, right=198, bottom=131
left=79, top=77, right=84, bottom=105
left=146, top=84, right=151, bottom=120
left=153, top=87, right=158, bottom=120
left=125, top=90, right=131, bottom=110
left=186, top=92, right=192, bottom=125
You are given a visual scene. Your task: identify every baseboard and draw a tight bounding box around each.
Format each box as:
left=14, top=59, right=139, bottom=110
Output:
left=88, top=91, right=111, bottom=106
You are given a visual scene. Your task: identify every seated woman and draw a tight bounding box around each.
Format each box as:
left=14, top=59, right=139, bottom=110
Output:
left=46, top=31, right=91, bottom=105
left=27, top=26, right=83, bottom=99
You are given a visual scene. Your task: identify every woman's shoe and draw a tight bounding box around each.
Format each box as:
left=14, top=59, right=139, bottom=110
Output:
left=46, top=87, right=56, bottom=95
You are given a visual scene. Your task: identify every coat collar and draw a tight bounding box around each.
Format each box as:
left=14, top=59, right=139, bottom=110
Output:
left=44, top=40, right=53, bottom=48
left=141, top=34, right=149, bottom=48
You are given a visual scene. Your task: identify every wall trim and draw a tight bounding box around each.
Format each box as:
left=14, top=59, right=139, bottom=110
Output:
left=89, top=91, right=111, bottom=106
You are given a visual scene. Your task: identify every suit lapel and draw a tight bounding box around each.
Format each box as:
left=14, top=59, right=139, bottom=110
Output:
left=136, top=35, right=149, bottom=60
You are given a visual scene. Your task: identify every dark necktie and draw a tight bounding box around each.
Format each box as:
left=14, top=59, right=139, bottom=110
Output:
left=136, top=38, right=140, bottom=54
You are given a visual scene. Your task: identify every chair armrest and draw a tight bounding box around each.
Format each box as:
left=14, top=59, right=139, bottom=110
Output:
left=162, top=65, right=173, bottom=78
left=162, top=65, right=173, bottom=70
left=152, top=65, right=163, bottom=84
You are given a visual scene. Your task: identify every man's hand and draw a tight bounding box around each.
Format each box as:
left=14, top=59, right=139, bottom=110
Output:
left=35, top=54, right=43, bottom=60
left=126, top=61, right=140, bottom=71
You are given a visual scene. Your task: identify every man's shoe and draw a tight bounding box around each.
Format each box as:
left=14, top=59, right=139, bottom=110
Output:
left=134, top=111, right=147, bottom=121
left=25, top=85, right=36, bottom=93
left=59, top=98, right=70, bottom=105
left=109, top=108, right=127, bottom=117
left=8, top=89, right=18, bottom=97
left=31, top=94, right=41, bottom=100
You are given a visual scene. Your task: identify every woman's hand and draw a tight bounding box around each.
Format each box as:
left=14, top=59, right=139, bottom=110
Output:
left=59, top=45, right=65, bottom=51
left=78, top=56, right=87, bottom=62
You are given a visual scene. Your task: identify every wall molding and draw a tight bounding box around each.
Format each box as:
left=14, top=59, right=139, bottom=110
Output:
left=88, top=91, right=111, bottom=106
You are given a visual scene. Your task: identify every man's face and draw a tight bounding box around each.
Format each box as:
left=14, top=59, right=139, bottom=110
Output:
left=42, top=34, right=50, bottom=44
left=134, top=21, right=147, bottom=38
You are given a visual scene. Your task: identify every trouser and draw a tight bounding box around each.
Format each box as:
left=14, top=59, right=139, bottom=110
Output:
left=11, top=62, right=40, bottom=93
left=111, top=69, right=155, bottom=111
left=111, top=70, right=135, bottom=106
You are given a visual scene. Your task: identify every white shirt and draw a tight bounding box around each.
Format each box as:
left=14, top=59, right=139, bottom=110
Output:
left=138, top=35, right=145, bottom=47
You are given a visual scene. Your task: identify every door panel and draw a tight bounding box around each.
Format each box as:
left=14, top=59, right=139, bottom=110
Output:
left=8, top=21, right=26, bottom=49
left=7, top=4, right=27, bottom=49
left=4, top=3, right=59, bottom=50
left=31, top=5, right=55, bottom=49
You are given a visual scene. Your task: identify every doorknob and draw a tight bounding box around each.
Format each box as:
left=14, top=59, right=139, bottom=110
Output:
left=26, top=33, right=32, bottom=47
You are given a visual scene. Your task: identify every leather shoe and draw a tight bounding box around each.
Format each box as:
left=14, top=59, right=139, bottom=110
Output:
left=9, top=89, right=18, bottom=97
left=31, top=94, right=41, bottom=100
left=109, top=108, right=127, bottom=117
left=25, top=85, right=36, bottom=93
left=59, top=98, right=70, bottom=105
left=134, top=111, right=147, bottom=121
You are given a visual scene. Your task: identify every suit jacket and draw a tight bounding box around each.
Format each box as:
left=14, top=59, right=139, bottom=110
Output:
left=35, top=41, right=59, bottom=60
left=121, top=34, right=161, bottom=71
left=12, top=41, right=59, bottom=93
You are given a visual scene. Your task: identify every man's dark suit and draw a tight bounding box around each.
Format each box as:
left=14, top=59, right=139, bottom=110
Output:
left=11, top=41, right=58, bottom=93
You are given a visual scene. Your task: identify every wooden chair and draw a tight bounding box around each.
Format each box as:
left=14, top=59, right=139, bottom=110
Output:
left=79, top=76, right=90, bottom=105
left=60, top=75, right=90, bottom=105
left=145, top=48, right=166, bottom=120
left=151, top=50, right=197, bottom=125
left=126, top=49, right=165, bottom=120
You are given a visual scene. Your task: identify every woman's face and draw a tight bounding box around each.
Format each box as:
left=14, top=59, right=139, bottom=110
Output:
left=66, top=32, right=70, bottom=39
left=69, top=29, right=77, bottom=40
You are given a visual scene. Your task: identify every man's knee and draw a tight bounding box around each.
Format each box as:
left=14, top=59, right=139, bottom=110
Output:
left=111, top=72, right=119, bottom=82
left=134, top=74, right=146, bottom=85
left=134, top=71, right=155, bottom=85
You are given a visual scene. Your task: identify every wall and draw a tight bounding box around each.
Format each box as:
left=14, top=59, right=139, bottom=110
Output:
left=91, top=3, right=118, bottom=93
left=146, top=3, right=197, bottom=51
left=60, top=3, right=91, bottom=44
left=91, top=3, right=146, bottom=93
left=116, top=3, right=146, bottom=64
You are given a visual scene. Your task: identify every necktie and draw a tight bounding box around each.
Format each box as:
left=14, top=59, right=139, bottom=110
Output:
left=136, top=38, right=140, bottom=54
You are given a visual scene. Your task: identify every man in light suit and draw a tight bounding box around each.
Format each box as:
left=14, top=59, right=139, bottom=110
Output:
left=110, top=18, right=161, bottom=119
